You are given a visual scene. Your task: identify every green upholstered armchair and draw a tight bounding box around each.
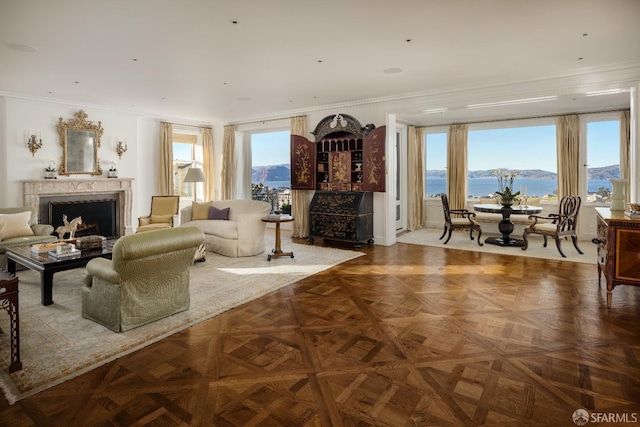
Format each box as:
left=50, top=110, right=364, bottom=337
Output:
left=0, top=207, right=56, bottom=269
left=82, top=226, right=205, bottom=332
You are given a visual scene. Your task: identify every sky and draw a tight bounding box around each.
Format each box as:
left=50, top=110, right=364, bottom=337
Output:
left=251, top=130, right=291, bottom=166
left=243, top=121, right=619, bottom=171
left=427, top=120, right=620, bottom=172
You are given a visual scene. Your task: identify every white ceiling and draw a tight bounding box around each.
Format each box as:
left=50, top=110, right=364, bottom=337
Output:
left=1, top=0, right=639, bottom=127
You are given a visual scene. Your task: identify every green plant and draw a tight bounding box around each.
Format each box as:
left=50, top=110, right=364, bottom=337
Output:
left=493, top=169, right=520, bottom=202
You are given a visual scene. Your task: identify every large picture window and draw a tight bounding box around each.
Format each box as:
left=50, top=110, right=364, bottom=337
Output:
left=250, top=130, right=291, bottom=212
left=583, top=115, right=620, bottom=204
left=425, top=131, right=447, bottom=198
left=467, top=120, right=557, bottom=201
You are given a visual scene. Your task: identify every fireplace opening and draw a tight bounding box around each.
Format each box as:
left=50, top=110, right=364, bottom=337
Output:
left=48, top=199, right=118, bottom=239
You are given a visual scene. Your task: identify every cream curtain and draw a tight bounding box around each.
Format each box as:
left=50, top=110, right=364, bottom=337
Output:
left=447, top=124, right=468, bottom=210
left=159, top=122, right=174, bottom=196
left=620, top=110, right=631, bottom=202
left=221, top=125, right=236, bottom=200
left=556, top=115, right=580, bottom=199
left=202, top=127, right=215, bottom=201
left=290, top=116, right=309, bottom=238
left=407, top=126, right=425, bottom=230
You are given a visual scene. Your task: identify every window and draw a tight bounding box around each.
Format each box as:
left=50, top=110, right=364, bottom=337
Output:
left=172, top=132, right=202, bottom=202
left=425, top=131, right=447, bottom=198
left=467, top=121, right=557, bottom=201
left=250, top=130, right=291, bottom=212
left=583, top=116, right=620, bottom=204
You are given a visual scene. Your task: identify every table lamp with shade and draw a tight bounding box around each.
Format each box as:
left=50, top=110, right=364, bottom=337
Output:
left=183, top=167, right=206, bottom=201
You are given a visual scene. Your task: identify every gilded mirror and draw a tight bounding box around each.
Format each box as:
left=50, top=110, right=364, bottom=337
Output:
left=57, top=110, right=103, bottom=175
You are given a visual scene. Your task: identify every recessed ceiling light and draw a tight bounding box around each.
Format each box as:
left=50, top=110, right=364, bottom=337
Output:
left=230, top=19, right=239, bottom=24
left=383, top=68, right=403, bottom=74
left=578, top=57, right=584, bottom=60
left=6, top=43, right=38, bottom=53
left=405, top=39, right=412, bottom=42
left=317, top=60, right=323, bottom=63
left=582, top=33, right=588, bottom=37
left=131, top=58, right=138, bottom=62
left=74, top=81, right=80, bottom=84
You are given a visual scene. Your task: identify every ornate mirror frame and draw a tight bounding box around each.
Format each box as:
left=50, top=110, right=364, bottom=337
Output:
left=57, top=109, right=103, bottom=175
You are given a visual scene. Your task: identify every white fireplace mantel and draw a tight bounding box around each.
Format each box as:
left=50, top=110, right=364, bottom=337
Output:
left=22, top=178, right=134, bottom=236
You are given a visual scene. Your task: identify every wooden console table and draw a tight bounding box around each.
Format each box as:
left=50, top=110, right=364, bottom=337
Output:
left=0, top=269, right=22, bottom=372
left=593, top=208, right=640, bottom=310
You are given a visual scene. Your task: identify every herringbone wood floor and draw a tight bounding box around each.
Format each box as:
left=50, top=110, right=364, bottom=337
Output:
left=1, top=238, right=639, bottom=426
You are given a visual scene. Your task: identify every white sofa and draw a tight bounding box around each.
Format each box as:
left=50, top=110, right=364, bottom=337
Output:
left=180, top=200, right=271, bottom=257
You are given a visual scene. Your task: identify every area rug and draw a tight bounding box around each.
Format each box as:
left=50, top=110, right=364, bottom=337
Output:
left=397, top=227, right=596, bottom=264
left=0, top=234, right=364, bottom=404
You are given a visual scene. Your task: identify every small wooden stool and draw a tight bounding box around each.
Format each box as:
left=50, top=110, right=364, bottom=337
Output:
left=0, top=269, right=22, bottom=372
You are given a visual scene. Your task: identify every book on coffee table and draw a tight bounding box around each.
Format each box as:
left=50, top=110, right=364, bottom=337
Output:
left=31, top=242, right=64, bottom=254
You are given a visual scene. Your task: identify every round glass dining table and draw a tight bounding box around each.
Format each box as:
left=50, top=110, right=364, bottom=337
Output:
left=473, top=204, right=543, bottom=247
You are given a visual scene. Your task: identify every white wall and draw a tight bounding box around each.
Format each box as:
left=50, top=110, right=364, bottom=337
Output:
left=0, top=97, right=152, bottom=225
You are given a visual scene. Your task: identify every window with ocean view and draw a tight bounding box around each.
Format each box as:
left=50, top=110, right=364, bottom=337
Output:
left=467, top=121, right=557, bottom=200
left=584, top=117, right=620, bottom=204
left=251, top=130, right=291, bottom=212
left=425, top=131, right=447, bottom=197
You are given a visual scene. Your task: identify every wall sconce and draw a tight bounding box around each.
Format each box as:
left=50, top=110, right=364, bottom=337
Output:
left=116, top=139, right=128, bottom=159
left=27, top=131, right=43, bottom=156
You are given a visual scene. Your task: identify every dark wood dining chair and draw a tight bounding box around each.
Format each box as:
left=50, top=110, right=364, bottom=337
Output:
left=440, top=194, right=483, bottom=246
left=522, top=195, right=583, bottom=257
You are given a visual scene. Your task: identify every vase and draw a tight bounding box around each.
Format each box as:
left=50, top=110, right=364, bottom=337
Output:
left=610, top=178, right=627, bottom=211
left=501, top=200, right=513, bottom=208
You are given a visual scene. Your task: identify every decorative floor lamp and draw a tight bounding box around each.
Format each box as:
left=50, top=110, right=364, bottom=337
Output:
left=183, top=167, right=206, bottom=202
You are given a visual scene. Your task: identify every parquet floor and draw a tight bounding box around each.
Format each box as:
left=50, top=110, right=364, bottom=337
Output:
left=1, top=238, right=640, bottom=426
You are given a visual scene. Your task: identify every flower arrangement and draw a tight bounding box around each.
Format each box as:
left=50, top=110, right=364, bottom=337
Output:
left=493, top=169, right=520, bottom=204
left=45, top=159, right=56, bottom=172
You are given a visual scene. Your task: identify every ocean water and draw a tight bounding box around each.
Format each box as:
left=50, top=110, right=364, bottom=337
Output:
left=257, top=178, right=614, bottom=197
left=426, top=177, right=613, bottom=197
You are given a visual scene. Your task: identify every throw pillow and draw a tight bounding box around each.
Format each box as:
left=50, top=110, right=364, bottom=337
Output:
left=150, top=214, right=173, bottom=224
left=208, top=206, right=230, bottom=220
left=0, top=211, right=34, bottom=241
left=191, top=201, right=213, bottom=220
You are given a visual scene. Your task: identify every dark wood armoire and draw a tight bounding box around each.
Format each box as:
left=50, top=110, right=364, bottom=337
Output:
left=291, top=114, right=385, bottom=247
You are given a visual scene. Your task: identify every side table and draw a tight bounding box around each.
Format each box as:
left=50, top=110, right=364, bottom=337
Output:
left=261, top=215, right=295, bottom=261
left=0, top=269, right=22, bottom=372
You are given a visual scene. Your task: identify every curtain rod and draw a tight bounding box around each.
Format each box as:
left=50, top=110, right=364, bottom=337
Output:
left=427, top=108, right=628, bottom=128
left=230, top=115, right=306, bottom=127
left=162, top=121, right=212, bottom=129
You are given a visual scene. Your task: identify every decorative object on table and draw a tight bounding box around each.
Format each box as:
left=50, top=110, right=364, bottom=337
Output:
left=31, top=242, right=66, bottom=254
left=108, top=161, right=118, bottom=178
left=49, top=243, right=80, bottom=259
left=355, top=162, right=362, bottom=171
left=44, top=159, right=57, bottom=179
left=183, top=167, right=206, bottom=202
left=609, top=178, right=627, bottom=211
left=26, top=131, right=42, bottom=156
left=625, top=203, right=640, bottom=219
left=55, top=214, right=82, bottom=239
left=493, top=169, right=520, bottom=207
left=116, top=138, right=127, bottom=159
left=75, top=235, right=106, bottom=250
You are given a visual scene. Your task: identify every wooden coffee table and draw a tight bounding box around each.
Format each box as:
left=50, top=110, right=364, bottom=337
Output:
left=6, top=241, right=115, bottom=306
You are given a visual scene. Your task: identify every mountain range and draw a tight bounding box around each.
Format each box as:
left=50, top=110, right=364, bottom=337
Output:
left=252, top=164, right=620, bottom=183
